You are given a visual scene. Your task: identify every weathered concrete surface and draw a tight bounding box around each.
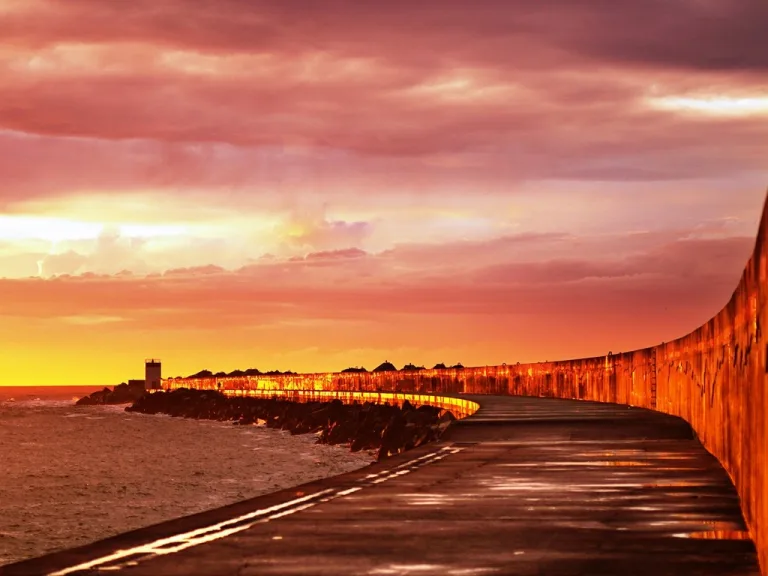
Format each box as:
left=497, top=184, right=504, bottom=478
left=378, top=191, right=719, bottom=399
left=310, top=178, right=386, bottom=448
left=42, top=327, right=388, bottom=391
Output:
left=165, top=191, right=768, bottom=574
left=3, top=397, right=759, bottom=575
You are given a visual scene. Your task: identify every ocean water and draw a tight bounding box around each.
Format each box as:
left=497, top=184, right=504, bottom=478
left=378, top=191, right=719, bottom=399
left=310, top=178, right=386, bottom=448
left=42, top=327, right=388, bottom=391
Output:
left=0, top=387, right=374, bottom=566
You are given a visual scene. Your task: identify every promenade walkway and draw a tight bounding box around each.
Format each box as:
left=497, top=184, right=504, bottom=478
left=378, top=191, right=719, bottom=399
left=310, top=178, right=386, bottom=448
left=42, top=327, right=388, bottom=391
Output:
left=2, top=396, right=760, bottom=575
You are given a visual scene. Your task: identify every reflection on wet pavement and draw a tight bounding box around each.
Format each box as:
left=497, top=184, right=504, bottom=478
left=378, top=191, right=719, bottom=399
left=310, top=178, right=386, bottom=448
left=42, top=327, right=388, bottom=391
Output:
left=675, top=531, right=752, bottom=540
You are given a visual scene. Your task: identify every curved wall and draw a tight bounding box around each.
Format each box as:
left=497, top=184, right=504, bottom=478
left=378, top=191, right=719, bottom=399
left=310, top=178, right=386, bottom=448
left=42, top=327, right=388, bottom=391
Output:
left=165, top=194, right=768, bottom=574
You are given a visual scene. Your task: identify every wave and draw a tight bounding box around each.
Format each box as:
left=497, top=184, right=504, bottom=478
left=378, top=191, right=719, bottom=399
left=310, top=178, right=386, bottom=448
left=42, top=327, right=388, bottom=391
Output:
left=1, top=398, right=75, bottom=409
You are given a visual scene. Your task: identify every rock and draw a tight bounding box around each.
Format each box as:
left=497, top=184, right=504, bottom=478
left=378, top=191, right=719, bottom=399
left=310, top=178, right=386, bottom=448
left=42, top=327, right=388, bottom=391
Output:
left=439, top=410, right=457, bottom=423
left=111, top=381, right=146, bottom=403
left=76, top=383, right=145, bottom=406
left=124, top=389, right=456, bottom=462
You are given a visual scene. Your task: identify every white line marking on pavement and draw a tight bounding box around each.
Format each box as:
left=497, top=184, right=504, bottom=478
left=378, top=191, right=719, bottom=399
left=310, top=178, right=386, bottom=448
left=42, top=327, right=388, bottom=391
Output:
left=49, top=446, right=463, bottom=575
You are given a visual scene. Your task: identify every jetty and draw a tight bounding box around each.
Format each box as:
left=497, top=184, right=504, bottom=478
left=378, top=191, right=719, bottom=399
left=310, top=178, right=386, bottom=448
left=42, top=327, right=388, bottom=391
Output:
left=3, top=396, right=759, bottom=575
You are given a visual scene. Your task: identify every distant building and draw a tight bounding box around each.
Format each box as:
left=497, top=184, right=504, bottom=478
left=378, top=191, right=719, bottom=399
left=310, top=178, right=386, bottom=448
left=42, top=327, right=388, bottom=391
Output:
left=145, top=359, right=162, bottom=390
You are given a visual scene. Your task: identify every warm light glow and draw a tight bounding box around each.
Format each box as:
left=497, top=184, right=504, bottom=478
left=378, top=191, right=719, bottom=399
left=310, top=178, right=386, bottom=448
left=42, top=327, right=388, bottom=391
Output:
left=59, top=315, right=127, bottom=325
left=647, top=95, right=768, bottom=117
left=400, top=74, right=517, bottom=103
left=0, top=216, right=192, bottom=242
left=0, top=216, right=103, bottom=242
left=119, top=224, right=189, bottom=238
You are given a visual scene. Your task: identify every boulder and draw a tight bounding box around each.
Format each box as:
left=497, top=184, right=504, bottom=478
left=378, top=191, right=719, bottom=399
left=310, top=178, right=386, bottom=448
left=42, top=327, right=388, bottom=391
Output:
left=75, top=383, right=145, bottom=405
left=123, top=388, right=456, bottom=462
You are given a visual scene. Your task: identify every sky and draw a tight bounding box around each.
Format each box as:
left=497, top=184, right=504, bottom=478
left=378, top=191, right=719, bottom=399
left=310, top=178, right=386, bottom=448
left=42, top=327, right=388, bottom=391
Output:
left=1, top=0, right=767, bottom=385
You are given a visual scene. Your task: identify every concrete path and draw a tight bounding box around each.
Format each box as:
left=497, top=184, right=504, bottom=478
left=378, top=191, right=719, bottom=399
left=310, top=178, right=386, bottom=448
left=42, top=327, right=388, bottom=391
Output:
left=2, top=396, right=760, bottom=575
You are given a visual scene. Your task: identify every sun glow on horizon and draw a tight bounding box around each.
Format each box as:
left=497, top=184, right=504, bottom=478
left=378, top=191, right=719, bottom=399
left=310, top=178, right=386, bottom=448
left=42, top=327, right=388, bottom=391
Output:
left=0, top=216, right=195, bottom=243
left=0, top=216, right=103, bottom=242
left=119, top=224, right=189, bottom=238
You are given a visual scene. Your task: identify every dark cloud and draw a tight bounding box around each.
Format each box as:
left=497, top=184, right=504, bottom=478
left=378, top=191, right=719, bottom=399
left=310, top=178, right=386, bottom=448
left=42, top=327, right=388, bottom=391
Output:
left=3, top=0, right=766, bottom=71
left=563, top=0, right=768, bottom=72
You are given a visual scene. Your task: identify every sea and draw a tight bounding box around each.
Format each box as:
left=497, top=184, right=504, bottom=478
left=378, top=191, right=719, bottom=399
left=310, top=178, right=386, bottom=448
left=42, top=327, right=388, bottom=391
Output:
left=0, top=386, right=374, bottom=566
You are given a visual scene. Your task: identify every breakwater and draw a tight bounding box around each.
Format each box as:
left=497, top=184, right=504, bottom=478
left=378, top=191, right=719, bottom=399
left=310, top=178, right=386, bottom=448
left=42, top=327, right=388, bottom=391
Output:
left=76, top=382, right=145, bottom=405
left=166, top=192, right=768, bottom=574
left=129, top=388, right=461, bottom=460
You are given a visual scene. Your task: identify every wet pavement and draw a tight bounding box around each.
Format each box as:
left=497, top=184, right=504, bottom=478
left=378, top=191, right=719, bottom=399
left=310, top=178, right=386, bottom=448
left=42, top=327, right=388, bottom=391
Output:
left=2, top=396, right=760, bottom=575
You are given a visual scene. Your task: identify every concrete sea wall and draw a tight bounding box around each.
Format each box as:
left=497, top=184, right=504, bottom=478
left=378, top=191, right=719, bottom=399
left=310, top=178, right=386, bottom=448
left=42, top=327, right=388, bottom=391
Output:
left=165, top=194, right=768, bottom=573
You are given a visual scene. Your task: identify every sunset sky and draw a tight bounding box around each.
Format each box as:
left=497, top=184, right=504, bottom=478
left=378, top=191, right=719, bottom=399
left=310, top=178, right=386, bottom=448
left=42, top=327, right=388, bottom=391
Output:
left=1, top=0, right=767, bottom=385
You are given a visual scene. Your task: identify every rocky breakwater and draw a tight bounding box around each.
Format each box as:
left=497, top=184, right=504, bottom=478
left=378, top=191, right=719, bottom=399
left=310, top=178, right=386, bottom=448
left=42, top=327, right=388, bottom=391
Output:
left=126, top=388, right=457, bottom=460
left=76, top=381, right=147, bottom=405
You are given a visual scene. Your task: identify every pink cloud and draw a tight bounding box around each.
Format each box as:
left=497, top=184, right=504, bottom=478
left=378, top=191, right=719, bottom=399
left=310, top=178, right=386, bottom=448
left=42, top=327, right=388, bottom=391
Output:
left=1, top=232, right=751, bottom=322
left=0, top=1, right=765, bottom=199
left=303, top=248, right=367, bottom=261
left=1, top=0, right=766, bottom=380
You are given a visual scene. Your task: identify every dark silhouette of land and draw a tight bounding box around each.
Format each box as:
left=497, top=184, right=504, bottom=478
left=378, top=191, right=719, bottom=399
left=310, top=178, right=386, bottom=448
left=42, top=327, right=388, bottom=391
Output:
left=75, top=381, right=146, bottom=405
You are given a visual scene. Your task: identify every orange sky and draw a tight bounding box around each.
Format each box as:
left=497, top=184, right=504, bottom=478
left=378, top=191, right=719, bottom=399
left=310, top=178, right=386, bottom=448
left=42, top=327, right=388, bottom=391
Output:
left=1, top=0, right=767, bottom=385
